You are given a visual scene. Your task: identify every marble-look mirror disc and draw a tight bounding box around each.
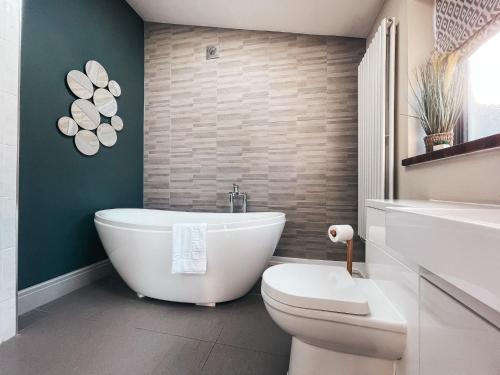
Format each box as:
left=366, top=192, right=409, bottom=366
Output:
left=75, top=130, right=100, bottom=156
left=97, top=124, right=117, bottom=147
left=85, top=60, right=109, bottom=88
left=57, top=116, right=79, bottom=136
left=110, top=115, right=123, bottom=131
left=66, top=70, right=94, bottom=99
left=108, top=80, right=121, bottom=97
left=93, top=88, right=118, bottom=117
left=71, top=99, right=100, bottom=130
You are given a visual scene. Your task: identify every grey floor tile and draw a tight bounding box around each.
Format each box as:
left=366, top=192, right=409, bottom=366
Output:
left=249, top=278, right=262, bottom=295
left=74, top=327, right=213, bottom=375
left=0, top=311, right=212, bottom=375
left=217, top=294, right=291, bottom=355
left=0, top=344, right=47, bottom=375
left=18, top=309, right=49, bottom=331
left=150, top=339, right=215, bottom=375
left=132, top=301, right=233, bottom=342
left=201, top=344, right=289, bottom=375
left=39, top=275, right=132, bottom=321
left=90, top=294, right=233, bottom=342
left=1, top=275, right=291, bottom=375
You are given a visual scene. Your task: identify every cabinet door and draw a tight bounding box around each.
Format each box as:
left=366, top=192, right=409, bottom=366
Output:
left=366, top=242, right=419, bottom=375
left=420, top=278, right=500, bottom=375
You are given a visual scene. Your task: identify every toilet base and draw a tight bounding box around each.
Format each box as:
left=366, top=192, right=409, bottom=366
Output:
left=288, top=338, right=395, bottom=375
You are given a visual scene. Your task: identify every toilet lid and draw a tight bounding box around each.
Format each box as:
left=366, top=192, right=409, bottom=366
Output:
left=262, top=264, right=370, bottom=315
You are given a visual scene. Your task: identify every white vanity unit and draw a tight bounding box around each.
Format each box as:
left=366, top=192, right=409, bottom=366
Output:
left=365, top=200, right=500, bottom=375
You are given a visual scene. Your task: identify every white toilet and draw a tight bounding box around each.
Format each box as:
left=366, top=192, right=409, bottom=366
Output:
left=262, top=263, right=407, bottom=375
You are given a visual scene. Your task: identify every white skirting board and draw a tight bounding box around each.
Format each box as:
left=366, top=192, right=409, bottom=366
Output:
left=17, top=259, right=114, bottom=315
left=269, top=256, right=366, bottom=277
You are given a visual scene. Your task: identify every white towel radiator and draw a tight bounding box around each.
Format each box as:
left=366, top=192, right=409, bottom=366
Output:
left=357, top=18, right=396, bottom=239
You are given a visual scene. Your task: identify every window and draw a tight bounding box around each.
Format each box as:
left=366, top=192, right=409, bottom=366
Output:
left=403, top=30, right=500, bottom=166
left=467, top=31, right=500, bottom=141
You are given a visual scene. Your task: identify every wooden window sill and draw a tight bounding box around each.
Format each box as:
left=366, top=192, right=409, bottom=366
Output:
left=402, top=133, right=500, bottom=167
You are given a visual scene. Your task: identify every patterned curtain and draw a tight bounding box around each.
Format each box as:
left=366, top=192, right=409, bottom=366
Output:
left=435, top=0, right=500, bottom=55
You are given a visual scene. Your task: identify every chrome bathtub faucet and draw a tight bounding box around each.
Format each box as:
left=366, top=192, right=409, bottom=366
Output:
left=228, top=184, right=247, bottom=213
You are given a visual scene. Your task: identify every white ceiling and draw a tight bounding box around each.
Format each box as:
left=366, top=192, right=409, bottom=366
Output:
left=126, top=0, right=385, bottom=38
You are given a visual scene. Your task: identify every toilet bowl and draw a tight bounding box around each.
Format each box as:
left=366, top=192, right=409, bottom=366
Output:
left=262, top=264, right=406, bottom=375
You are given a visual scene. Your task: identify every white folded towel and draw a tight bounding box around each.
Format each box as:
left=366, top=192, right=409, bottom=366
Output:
left=171, top=223, right=208, bottom=274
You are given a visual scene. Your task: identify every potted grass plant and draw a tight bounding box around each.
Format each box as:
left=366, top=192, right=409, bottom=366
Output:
left=411, top=53, right=465, bottom=152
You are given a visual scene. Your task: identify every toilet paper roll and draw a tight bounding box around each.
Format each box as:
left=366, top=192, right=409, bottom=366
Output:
left=328, top=225, right=354, bottom=243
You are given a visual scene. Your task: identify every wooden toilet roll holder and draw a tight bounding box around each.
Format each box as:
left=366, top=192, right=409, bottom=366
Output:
left=329, top=228, right=353, bottom=275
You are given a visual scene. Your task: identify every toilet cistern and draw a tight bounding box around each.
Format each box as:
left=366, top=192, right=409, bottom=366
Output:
left=228, top=184, right=247, bottom=213
left=328, top=224, right=354, bottom=274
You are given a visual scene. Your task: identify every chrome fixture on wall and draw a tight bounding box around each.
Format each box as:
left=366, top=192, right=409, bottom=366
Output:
left=229, top=184, right=247, bottom=213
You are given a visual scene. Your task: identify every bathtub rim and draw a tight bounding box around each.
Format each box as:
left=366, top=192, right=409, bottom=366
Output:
left=94, top=208, right=286, bottom=232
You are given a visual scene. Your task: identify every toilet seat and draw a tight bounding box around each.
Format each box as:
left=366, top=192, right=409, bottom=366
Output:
left=262, top=279, right=406, bottom=334
left=262, top=263, right=406, bottom=334
left=262, top=263, right=370, bottom=315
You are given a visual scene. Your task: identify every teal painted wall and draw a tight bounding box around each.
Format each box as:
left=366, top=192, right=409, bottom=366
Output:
left=19, top=0, right=144, bottom=289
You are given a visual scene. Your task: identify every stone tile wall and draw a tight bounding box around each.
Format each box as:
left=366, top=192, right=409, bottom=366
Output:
left=144, top=23, right=365, bottom=260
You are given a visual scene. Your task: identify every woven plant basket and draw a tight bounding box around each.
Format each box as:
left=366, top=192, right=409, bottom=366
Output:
left=424, top=132, right=453, bottom=153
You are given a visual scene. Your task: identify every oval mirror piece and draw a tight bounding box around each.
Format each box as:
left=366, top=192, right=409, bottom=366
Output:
left=75, top=130, right=100, bottom=156
left=110, top=115, right=123, bottom=131
left=66, top=70, right=94, bottom=99
left=97, top=124, right=117, bottom=147
left=57, top=116, right=79, bottom=136
left=85, top=60, right=109, bottom=88
left=93, top=88, right=118, bottom=117
left=108, top=80, right=121, bottom=97
left=71, top=99, right=100, bottom=130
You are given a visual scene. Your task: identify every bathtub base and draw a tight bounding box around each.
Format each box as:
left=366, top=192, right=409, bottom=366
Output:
left=196, top=302, right=216, bottom=308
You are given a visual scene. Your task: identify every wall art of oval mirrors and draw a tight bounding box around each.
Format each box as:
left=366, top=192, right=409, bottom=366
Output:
left=66, top=70, right=93, bottom=99
left=85, top=60, right=109, bottom=88
left=56, top=60, right=124, bottom=156
left=97, top=124, right=117, bottom=147
left=71, top=99, right=100, bottom=130
left=111, top=115, right=123, bottom=131
left=108, top=80, right=121, bottom=97
left=57, top=116, right=79, bottom=136
left=93, top=88, right=117, bottom=117
left=75, top=130, right=100, bottom=156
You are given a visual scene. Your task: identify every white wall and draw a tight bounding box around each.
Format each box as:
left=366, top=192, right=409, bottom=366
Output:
left=369, top=0, right=500, bottom=203
left=0, top=0, right=20, bottom=343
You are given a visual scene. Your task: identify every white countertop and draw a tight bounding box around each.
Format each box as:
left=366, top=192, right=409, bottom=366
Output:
left=366, top=198, right=500, bottom=211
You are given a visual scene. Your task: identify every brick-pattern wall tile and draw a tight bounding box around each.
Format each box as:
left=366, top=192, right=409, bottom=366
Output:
left=144, top=23, right=365, bottom=261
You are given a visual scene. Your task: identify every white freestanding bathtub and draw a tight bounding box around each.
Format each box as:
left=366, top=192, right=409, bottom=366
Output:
left=94, top=209, right=285, bottom=306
